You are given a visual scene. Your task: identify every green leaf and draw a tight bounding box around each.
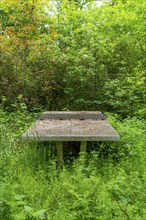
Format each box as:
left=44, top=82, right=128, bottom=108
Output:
left=14, top=194, right=25, bottom=201
left=13, top=214, right=25, bottom=220
left=24, top=205, right=33, bottom=213
left=32, top=209, right=47, bottom=217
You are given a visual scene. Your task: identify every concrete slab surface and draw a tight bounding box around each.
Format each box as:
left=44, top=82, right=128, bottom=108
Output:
left=22, top=111, right=120, bottom=141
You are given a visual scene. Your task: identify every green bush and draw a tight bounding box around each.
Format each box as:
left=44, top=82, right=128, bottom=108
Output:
left=0, top=0, right=145, bottom=117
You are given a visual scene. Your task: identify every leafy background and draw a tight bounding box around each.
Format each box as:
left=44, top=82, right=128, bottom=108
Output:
left=0, top=0, right=145, bottom=116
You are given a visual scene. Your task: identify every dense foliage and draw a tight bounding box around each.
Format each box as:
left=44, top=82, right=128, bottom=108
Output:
left=0, top=0, right=145, bottom=116
left=0, top=0, right=145, bottom=219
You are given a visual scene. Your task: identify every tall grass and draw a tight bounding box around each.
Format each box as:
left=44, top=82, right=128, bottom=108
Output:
left=0, top=109, right=145, bottom=220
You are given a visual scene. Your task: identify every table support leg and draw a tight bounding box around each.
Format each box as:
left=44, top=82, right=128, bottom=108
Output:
left=80, top=141, right=87, bottom=153
left=56, top=141, right=63, bottom=166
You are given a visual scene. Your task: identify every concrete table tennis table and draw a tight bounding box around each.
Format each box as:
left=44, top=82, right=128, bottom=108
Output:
left=22, top=111, right=120, bottom=164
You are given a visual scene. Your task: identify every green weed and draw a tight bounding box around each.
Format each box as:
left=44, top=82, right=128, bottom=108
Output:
left=0, top=109, right=145, bottom=220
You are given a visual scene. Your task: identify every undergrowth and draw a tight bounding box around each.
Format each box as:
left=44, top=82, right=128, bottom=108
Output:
left=0, top=108, right=145, bottom=220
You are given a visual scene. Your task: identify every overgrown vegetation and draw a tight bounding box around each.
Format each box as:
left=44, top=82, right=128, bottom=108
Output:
left=0, top=0, right=145, bottom=219
left=0, top=108, right=145, bottom=219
